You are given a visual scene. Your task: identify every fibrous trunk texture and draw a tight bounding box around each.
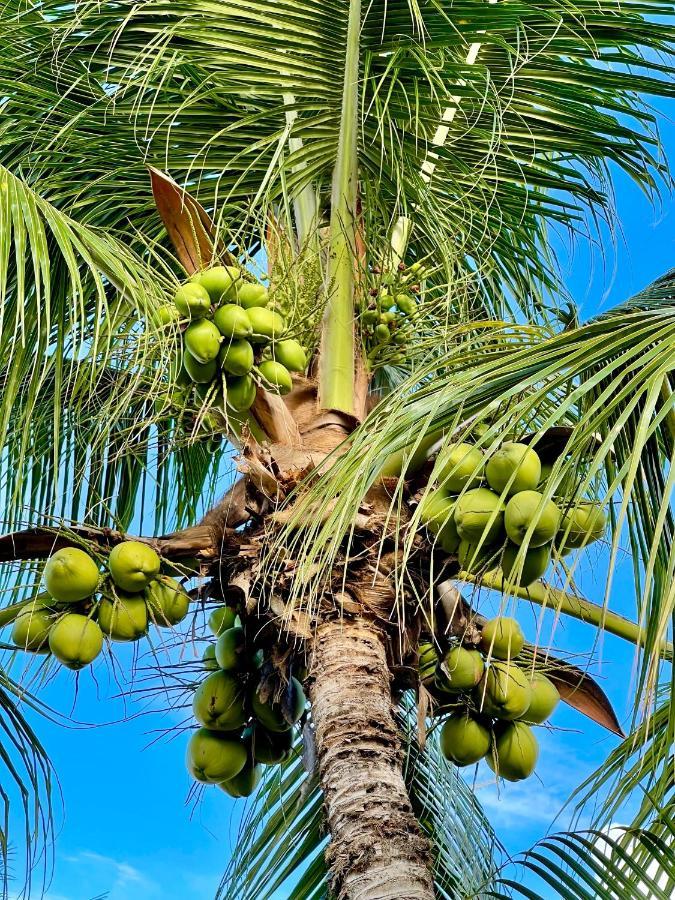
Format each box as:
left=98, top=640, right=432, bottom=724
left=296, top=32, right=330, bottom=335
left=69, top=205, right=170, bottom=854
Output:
left=309, top=617, right=434, bottom=900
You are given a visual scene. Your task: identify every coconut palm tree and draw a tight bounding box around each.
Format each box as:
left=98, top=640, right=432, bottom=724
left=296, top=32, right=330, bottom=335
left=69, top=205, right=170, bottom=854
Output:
left=0, top=0, right=674, bottom=897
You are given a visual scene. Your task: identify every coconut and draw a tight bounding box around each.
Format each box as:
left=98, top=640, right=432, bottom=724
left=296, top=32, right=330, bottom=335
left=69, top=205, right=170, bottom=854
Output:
left=435, top=443, right=485, bottom=494
left=501, top=543, right=550, bottom=587
left=218, top=339, right=254, bottom=376
left=226, top=375, right=257, bottom=412
left=184, top=319, right=222, bottom=363
left=250, top=724, right=293, bottom=765
left=219, top=759, right=262, bottom=798
left=213, top=303, right=253, bottom=340
left=146, top=576, right=190, bottom=627
left=48, top=614, right=104, bottom=670
left=395, top=294, right=416, bottom=316
left=193, top=670, right=247, bottom=731
left=419, top=492, right=455, bottom=534
left=458, top=539, right=500, bottom=574
left=43, top=547, right=100, bottom=603
left=208, top=606, right=238, bottom=636
left=246, top=308, right=285, bottom=344
left=418, top=642, right=439, bottom=685
left=215, top=626, right=246, bottom=671
left=504, top=490, right=560, bottom=547
left=437, top=646, right=484, bottom=692
left=373, top=323, right=390, bottom=343
left=191, top=266, right=240, bottom=303
left=173, top=282, right=211, bottom=319
left=250, top=677, right=305, bottom=733
left=186, top=728, right=247, bottom=784
left=202, top=645, right=220, bottom=671
left=520, top=672, right=560, bottom=724
left=437, top=517, right=461, bottom=554
left=273, top=339, right=307, bottom=373
left=454, top=488, right=505, bottom=543
left=108, top=541, right=161, bottom=592
left=486, top=443, right=541, bottom=497
left=486, top=721, right=539, bottom=782
left=11, top=604, right=53, bottom=652
left=154, top=304, right=182, bottom=327
left=183, top=352, right=219, bottom=384
left=477, top=662, right=531, bottom=720
left=98, top=594, right=148, bottom=642
left=480, top=617, right=525, bottom=660
left=258, top=360, right=293, bottom=396
left=236, top=283, right=269, bottom=309
left=558, top=502, right=607, bottom=549
left=440, top=714, right=491, bottom=766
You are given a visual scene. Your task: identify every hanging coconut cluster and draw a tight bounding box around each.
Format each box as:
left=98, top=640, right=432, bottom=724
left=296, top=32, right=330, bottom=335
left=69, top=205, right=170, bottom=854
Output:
left=186, top=603, right=306, bottom=798
left=155, top=265, right=309, bottom=419
left=419, top=616, right=560, bottom=781
left=7, top=542, right=189, bottom=670
left=419, top=440, right=607, bottom=584
left=360, top=261, right=424, bottom=363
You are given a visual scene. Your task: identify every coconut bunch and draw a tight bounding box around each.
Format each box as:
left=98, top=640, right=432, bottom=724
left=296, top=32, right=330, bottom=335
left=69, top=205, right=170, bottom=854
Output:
left=7, top=543, right=190, bottom=669
left=419, top=440, right=608, bottom=586
left=419, top=617, right=559, bottom=782
left=360, top=261, right=425, bottom=364
left=187, top=605, right=306, bottom=798
left=155, top=265, right=309, bottom=418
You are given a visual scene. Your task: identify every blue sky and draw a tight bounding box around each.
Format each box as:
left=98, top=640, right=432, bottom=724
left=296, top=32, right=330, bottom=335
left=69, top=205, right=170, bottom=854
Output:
left=5, top=107, right=675, bottom=900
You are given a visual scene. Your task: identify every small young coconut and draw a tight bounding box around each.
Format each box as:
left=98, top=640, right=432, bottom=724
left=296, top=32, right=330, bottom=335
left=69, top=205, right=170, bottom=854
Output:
left=146, top=576, right=190, bottom=627
left=173, top=282, right=211, bottom=319
left=440, top=713, right=491, bottom=766
left=480, top=617, right=525, bottom=660
left=218, top=339, right=254, bottom=376
left=246, top=308, right=285, bottom=344
left=250, top=678, right=305, bottom=733
left=108, top=541, right=161, bottom=592
left=435, top=443, right=485, bottom=494
left=476, top=661, right=531, bottom=720
left=186, top=727, right=247, bottom=784
left=215, top=626, right=246, bottom=671
left=183, top=352, right=219, bottom=384
left=192, top=670, right=247, bottom=731
left=487, top=721, right=539, bottom=782
left=236, top=283, right=269, bottom=309
left=520, top=672, right=560, bottom=724
left=48, top=614, right=104, bottom=670
left=486, top=443, right=541, bottom=497
left=226, top=375, right=257, bottom=411
left=272, top=339, right=307, bottom=373
left=190, top=266, right=240, bottom=303
left=504, top=490, right=560, bottom=547
left=258, top=360, right=293, bottom=396
left=184, top=319, right=223, bottom=363
left=454, top=488, right=505, bottom=544
left=11, top=603, right=54, bottom=652
left=438, top=646, right=484, bottom=692
left=208, top=606, right=238, bottom=636
left=501, top=543, right=550, bottom=587
left=213, top=303, right=253, bottom=339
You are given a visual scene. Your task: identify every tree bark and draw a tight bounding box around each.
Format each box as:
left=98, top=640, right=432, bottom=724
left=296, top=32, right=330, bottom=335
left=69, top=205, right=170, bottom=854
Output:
left=309, top=617, right=434, bottom=900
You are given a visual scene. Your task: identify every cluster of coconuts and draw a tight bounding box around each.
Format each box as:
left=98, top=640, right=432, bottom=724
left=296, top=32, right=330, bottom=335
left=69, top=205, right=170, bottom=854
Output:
left=419, top=440, right=607, bottom=586
left=420, top=617, right=560, bottom=782
left=361, top=261, right=425, bottom=362
left=156, top=265, right=308, bottom=415
left=8, top=543, right=189, bottom=670
left=187, top=605, right=306, bottom=798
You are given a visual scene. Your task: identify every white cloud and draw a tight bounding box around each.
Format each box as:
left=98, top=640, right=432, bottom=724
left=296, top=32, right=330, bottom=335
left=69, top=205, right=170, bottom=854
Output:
left=60, top=849, right=159, bottom=897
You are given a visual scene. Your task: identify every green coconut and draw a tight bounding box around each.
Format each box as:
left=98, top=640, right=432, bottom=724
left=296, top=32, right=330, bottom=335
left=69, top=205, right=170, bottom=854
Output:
left=558, top=502, right=607, bottom=550
left=43, top=547, right=100, bottom=603
left=183, top=352, right=219, bottom=384
left=419, top=491, right=455, bottom=534
left=173, top=282, right=211, bottom=319
left=480, top=617, right=525, bottom=660
left=373, top=323, right=391, bottom=343
left=437, top=516, right=461, bottom=554
left=98, top=594, right=148, bottom=642
left=273, top=339, right=307, bottom=373
left=258, top=360, right=293, bottom=395
left=440, top=714, right=491, bottom=766
left=108, top=541, right=161, bottom=592
left=154, top=304, right=182, bottom=327
left=504, top=490, right=561, bottom=548
left=11, top=605, right=54, bottom=652
left=219, top=758, right=263, bottom=798
left=48, top=614, right=104, bottom=670
left=476, top=662, right=531, bottom=720
left=215, top=626, right=246, bottom=671
left=184, top=319, right=222, bottom=364
left=435, top=443, right=485, bottom=494
left=186, top=727, right=247, bottom=783
left=250, top=724, right=293, bottom=765
left=218, top=339, right=254, bottom=376
left=458, top=538, right=500, bottom=574
left=437, top=646, right=484, bottom=692
left=520, top=672, right=560, bottom=724
left=486, top=721, right=539, bottom=782
left=208, top=606, right=238, bottom=636
left=251, top=677, right=305, bottom=733
left=146, top=576, right=190, bottom=627
left=418, top=641, right=439, bottom=685
left=214, top=303, right=253, bottom=339
left=226, top=375, right=257, bottom=412
left=193, top=670, right=247, bottom=731
left=486, top=443, right=541, bottom=497
left=191, top=266, right=241, bottom=303
left=202, top=644, right=220, bottom=671
left=246, top=308, right=285, bottom=344
left=501, top=543, right=550, bottom=587
left=236, top=283, right=269, bottom=309
left=454, top=488, right=505, bottom=544
left=395, top=294, right=416, bottom=316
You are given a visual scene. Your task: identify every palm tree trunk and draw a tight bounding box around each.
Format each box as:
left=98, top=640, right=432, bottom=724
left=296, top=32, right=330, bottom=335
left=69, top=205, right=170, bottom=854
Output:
left=309, top=616, right=434, bottom=900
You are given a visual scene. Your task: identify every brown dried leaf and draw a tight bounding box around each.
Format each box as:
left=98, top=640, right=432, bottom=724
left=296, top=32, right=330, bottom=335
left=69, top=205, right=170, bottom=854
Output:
left=545, top=658, right=625, bottom=737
